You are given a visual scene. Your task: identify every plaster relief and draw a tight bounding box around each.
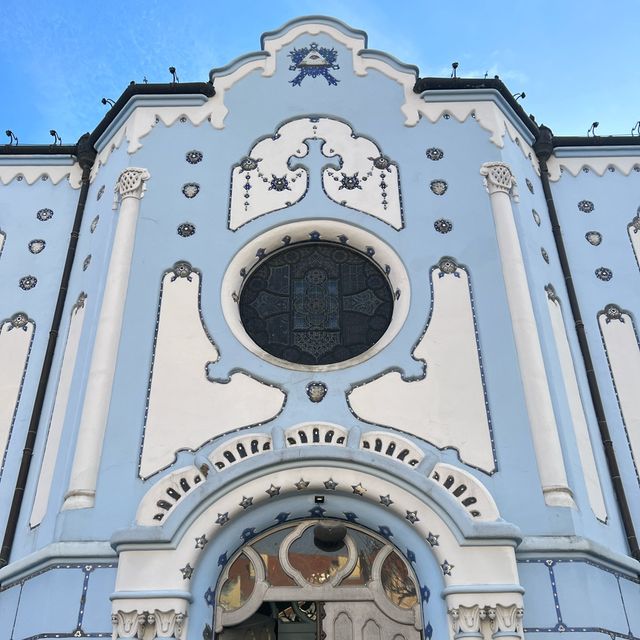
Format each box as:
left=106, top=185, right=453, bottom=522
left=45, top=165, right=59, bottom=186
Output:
left=598, top=305, right=640, bottom=480
left=140, top=263, right=285, bottom=479
left=229, top=117, right=402, bottom=230
left=629, top=214, right=640, bottom=270
left=546, top=287, right=607, bottom=521
left=0, top=314, right=35, bottom=477
left=31, top=294, right=87, bottom=526
left=348, top=259, right=494, bottom=473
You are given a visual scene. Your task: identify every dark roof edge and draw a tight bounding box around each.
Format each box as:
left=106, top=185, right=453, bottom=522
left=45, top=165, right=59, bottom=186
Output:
left=553, top=135, right=640, bottom=148
left=414, top=77, right=539, bottom=138
left=0, top=144, right=77, bottom=157
left=88, top=81, right=214, bottom=147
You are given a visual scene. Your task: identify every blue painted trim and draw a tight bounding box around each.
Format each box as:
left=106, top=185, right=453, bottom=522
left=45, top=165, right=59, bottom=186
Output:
left=0, top=155, right=76, bottom=167
left=555, top=146, right=640, bottom=158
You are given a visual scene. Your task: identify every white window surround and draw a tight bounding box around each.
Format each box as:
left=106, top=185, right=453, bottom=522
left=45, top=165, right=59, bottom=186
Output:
left=220, top=220, right=410, bottom=372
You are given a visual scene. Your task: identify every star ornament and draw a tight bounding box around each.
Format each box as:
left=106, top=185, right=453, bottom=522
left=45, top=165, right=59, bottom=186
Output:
left=379, top=494, right=393, bottom=507
left=405, top=510, right=420, bottom=524
left=195, top=534, right=208, bottom=549
left=351, top=483, right=366, bottom=496
left=324, top=478, right=338, bottom=491
left=295, top=478, right=310, bottom=491
left=216, top=512, right=229, bottom=526
left=266, top=484, right=281, bottom=498
left=180, top=563, right=194, bottom=580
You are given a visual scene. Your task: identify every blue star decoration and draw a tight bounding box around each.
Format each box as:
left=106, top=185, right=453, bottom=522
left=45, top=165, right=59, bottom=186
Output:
left=425, top=622, right=433, bottom=639
left=343, top=512, right=359, bottom=522
left=420, top=585, right=431, bottom=603
left=217, top=552, right=228, bottom=567
left=309, top=505, right=326, bottom=517
left=241, top=527, right=256, bottom=542
left=289, top=42, right=340, bottom=87
left=204, top=587, right=215, bottom=606
left=275, top=512, right=290, bottom=523
left=378, top=525, right=393, bottom=539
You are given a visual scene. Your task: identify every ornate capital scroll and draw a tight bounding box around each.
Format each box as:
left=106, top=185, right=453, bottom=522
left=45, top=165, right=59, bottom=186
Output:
left=480, top=162, right=519, bottom=202
left=112, top=609, right=186, bottom=640
left=449, top=604, right=524, bottom=640
left=113, top=167, right=150, bottom=209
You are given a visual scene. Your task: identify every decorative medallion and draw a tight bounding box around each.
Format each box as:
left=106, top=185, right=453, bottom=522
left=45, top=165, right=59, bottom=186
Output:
left=426, top=147, right=444, bottom=161
left=10, top=313, right=29, bottom=330
left=585, top=231, right=602, bottom=246
left=595, top=267, right=613, bottom=281
left=240, top=157, right=260, bottom=172
left=604, top=304, right=624, bottom=323
left=238, top=243, right=394, bottom=366
left=577, top=200, right=594, bottom=213
left=434, top=219, right=453, bottom=234
left=269, top=175, right=290, bottom=192
left=28, top=239, right=46, bottom=254
left=437, top=257, right=459, bottom=277
left=525, top=178, right=534, bottom=194
left=177, top=222, right=196, bottom=237
left=83, top=254, right=91, bottom=271
left=185, top=150, right=203, bottom=164
left=306, top=382, right=327, bottom=403
left=430, top=180, right=448, bottom=196
left=90, top=215, right=99, bottom=233
left=288, top=42, right=339, bottom=86
left=372, top=155, right=392, bottom=170
left=171, top=261, right=194, bottom=281
left=182, top=182, right=200, bottom=198
left=36, top=208, right=53, bottom=221
left=97, top=185, right=105, bottom=201
left=19, top=275, right=38, bottom=290
left=541, top=248, right=549, bottom=264
left=340, top=173, right=361, bottom=190
left=532, top=209, right=541, bottom=226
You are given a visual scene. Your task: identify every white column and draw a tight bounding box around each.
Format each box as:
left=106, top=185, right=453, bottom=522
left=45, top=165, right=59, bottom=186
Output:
left=480, top=161, right=574, bottom=508
left=63, top=167, right=150, bottom=510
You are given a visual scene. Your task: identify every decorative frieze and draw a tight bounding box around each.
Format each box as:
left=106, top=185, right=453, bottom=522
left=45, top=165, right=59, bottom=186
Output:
left=111, top=609, right=186, bottom=640
left=448, top=604, right=523, bottom=640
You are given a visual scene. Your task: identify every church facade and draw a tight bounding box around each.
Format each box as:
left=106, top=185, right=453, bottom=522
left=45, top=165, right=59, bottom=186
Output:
left=0, top=16, right=639, bottom=640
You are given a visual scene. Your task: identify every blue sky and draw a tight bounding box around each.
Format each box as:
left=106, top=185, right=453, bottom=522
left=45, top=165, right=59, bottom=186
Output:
left=2, top=0, right=639, bottom=144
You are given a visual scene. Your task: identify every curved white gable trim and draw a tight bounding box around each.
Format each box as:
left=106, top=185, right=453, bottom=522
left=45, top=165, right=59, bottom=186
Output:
left=0, top=158, right=82, bottom=189
left=547, top=154, right=640, bottom=182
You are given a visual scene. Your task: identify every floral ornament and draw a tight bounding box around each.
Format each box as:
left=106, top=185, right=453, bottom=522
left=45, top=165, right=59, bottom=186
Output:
left=434, top=219, right=453, bottom=234
left=36, top=208, right=53, bottom=221
left=288, top=42, right=339, bottom=87
left=97, top=185, right=105, bottom=200
left=532, top=209, right=541, bottom=226
left=577, top=200, right=594, bottom=213
left=170, top=261, right=194, bottom=282
left=177, top=222, right=196, bottom=237
left=595, top=267, right=613, bottom=281
left=437, top=257, right=460, bottom=278
left=340, top=173, right=361, bottom=190
left=306, top=382, right=327, bottom=403
left=426, top=147, right=444, bottom=161
left=83, top=255, right=92, bottom=271
left=541, top=248, right=549, bottom=264
left=371, top=155, right=392, bottom=170
left=240, top=157, right=260, bottom=172
left=90, top=216, right=99, bottom=233
left=525, top=178, right=534, bottom=194
left=585, top=231, right=602, bottom=246
left=604, top=304, right=624, bottom=323
left=28, top=239, right=46, bottom=254
left=430, top=180, right=448, bottom=196
left=185, top=150, right=203, bottom=165
left=19, top=275, right=38, bottom=290
left=269, top=175, right=290, bottom=192
left=10, top=313, right=29, bottom=330
left=182, top=182, right=200, bottom=198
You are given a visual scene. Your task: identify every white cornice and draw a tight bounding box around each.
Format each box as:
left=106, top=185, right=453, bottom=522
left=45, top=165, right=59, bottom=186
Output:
left=0, top=155, right=82, bottom=188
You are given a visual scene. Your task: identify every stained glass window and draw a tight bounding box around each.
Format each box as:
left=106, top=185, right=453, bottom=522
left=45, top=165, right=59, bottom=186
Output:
left=239, top=243, right=394, bottom=365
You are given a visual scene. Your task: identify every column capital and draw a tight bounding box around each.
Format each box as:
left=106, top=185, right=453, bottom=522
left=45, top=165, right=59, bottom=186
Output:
left=480, top=162, right=519, bottom=201
left=113, top=167, right=150, bottom=209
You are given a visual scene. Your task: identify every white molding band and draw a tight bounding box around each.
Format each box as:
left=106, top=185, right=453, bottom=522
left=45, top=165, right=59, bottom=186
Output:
left=63, top=168, right=150, bottom=510
left=480, top=161, right=575, bottom=508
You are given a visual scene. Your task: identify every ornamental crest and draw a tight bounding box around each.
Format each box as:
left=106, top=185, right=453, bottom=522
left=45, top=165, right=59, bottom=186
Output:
left=288, top=42, right=339, bottom=86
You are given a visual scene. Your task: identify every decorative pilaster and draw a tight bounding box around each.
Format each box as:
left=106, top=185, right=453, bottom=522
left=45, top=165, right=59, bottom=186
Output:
left=64, top=168, right=150, bottom=510
left=112, top=609, right=186, bottom=640
left=480, top=161, right=575, bottom=508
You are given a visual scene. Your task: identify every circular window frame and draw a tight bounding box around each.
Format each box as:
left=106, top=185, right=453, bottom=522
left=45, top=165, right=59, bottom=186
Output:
left=222, top=220, right=410, bottom=371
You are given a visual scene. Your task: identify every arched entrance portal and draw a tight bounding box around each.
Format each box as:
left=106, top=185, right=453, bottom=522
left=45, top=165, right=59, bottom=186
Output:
left=215, top=520, right=423, bottom=639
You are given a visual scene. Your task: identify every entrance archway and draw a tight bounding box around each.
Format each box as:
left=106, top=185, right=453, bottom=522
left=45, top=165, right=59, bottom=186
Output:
left=215, top=520, right=423, bottom=639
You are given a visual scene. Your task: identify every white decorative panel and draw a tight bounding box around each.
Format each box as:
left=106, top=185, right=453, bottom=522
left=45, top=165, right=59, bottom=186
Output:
left=31, top=295, right=87, bottom=526
left=229, top=117, right=402, bottom=230
left=0, top=314, right=34, bottom=473
left=598, top=305, right=640, bottom=475
left=140, top=264, right=285, bottom=479
left=546, top=288, right=606, bottom=521
left=348, top=259, right=494, bottom=472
